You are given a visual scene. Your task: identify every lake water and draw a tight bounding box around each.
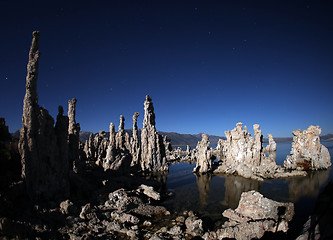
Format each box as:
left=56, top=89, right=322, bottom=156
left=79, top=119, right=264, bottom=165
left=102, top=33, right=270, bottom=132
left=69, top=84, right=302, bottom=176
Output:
left=161, top=141, right=333, bottom=236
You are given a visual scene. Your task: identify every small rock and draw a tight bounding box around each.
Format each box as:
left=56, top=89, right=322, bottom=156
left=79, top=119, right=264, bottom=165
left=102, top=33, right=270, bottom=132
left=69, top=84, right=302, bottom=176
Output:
left=60, top=200, right=77, bottom=215
left=176, top=216, right=185, bottom=223
left=143, top=220, right=152, bottom=227
left=185, top=215, right=204, bottom=237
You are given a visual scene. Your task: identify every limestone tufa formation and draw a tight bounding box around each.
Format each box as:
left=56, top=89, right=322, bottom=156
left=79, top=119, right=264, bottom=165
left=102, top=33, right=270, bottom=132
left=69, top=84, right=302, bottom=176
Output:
left=18, top=31, right=70, bottom=201
left=193, top=134, right=213, bottom=173
left=115, top=115, right=126, bottom=150
left=68, top=98, right=80, bottom=172
left=283, top=125, right=331, bottom=170
left=103, top=123, right=116, bottom=170
left=130, top=112, right=140, bottom=166
left=140, top=95, right=168, bottom=172
left=265, top=133, right=277, bottom=152
left=214, top=122, right=306, bottom=181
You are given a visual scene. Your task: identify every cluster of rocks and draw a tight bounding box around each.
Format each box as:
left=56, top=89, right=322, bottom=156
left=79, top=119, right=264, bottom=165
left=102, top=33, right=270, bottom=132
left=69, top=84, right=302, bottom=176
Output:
left=166, top=145, right=194, bottom=163
left=191, top=122, right=330, bottom=181
left=204, top=190, right=295, bottom=240
left=15, top=31, right=170, bottom=205
left=82, top=95, right=169, bottom=174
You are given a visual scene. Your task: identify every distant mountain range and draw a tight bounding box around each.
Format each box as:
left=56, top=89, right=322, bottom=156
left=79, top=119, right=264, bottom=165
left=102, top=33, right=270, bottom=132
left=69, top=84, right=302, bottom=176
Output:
left=12, top=130, right=333, bottom=146
left=78, top=131, right=333, bottom=146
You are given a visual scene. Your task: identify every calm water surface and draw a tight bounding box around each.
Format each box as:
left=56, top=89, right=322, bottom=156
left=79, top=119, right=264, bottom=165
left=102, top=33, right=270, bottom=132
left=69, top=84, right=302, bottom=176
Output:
left=161, top=141, right=333, bottom=233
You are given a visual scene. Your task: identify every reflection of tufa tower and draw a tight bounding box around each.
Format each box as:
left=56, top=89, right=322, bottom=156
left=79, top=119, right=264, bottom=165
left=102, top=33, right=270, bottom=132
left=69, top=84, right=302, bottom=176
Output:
left=287, top=169, right=330, bottom=202
left=222, top=175, right=260, bottom=209
left=195, top=173, right=212, bottom=206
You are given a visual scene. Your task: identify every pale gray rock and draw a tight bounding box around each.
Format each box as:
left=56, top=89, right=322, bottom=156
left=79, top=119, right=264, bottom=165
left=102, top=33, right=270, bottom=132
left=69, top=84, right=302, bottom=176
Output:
left=185, top=214, right=204, bottom=237
left=193, top=134, right=213, bottom=173
left=140, top=95, right=168, bottom=172
left=83, top=133, right=95, bottom=161
left=79, top=203, right=97, bottom=220
left=204, top=190, right=295, bottom=240
left=110, top=212, right=140, bottom=225
left=18, top=31, right=70, bottom=201
left=94, top=131, right=108, bottom=166
left=68, top=98, right=80, bottom=172
left=265, top=133, right=277, bottom=152
left=103, top=123, right=116, bottom=170
left=283, top=125, right=331, bottom=170
left=130, top=112, right=141, bottom=166
left=103, top=117, right=131, bottom=172
left=116, top=115, right=126, bottom=151
left=60, top=200, right=77, bottom=215
left=137, top=184, right=161, bottom=201
left=214, top=123, right=306, bottom=180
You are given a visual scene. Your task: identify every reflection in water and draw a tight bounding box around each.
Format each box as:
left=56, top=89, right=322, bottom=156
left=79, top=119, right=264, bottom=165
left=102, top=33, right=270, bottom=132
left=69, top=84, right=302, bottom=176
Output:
left=142, top=171, right=168, bottom=194
left=195, top=173, right=212, bottom=206
left=219, top=174, right=261, bottom=209
left=287, top=169, right=330, bottom=201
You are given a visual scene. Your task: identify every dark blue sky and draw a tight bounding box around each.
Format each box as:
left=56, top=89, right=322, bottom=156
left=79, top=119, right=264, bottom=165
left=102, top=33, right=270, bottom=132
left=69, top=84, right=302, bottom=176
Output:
left=1, top=0, right=333, bottom=137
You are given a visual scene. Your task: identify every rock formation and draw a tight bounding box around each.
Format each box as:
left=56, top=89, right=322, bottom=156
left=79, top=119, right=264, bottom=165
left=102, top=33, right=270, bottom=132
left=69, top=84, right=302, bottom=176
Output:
left=83, top=133, right=95, bottom=161
left=102, top=117, right=132, bottom=172
left=103, top=123, right=116, bottom=169
left=214, top=123, right=306, bottom=181
left=140, top=95, right=168, bottom=172
left=115, top=115, right=126, bottom=151
left=214, top=123, right=268, bottom=179
left=18, top=31, right=70, bottom=201
left=130, top=112, right=140, bottom=166
left=283, top=125, right=331, bottom=170
left=193, top=134, right=213, bottom=173
left=94, top=131, right=108, bottom=166
left=264, top=133, right=277, bottom=152
left=204, top=190, right=295, bottom=240
left=68, top=98, right=80, bottom=172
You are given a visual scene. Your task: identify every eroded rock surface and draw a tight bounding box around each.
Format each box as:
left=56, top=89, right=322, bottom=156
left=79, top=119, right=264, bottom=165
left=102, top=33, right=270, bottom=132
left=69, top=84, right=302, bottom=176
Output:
left=68, top=98, right=80, bottom=172
left=130, top=112, right=140, bottom=167
left=18, top=31, right=70, bottom=201
left=214, top=123, right=306, bottom=181
left=193, top=134, right=213, bottom=173
left=265, top=133, right=277, bottom=152
left=140, top=95, right=168, bottom=172
left=204, top=190, right=295, bottom=240
left=283, top=125, right=331, bottom=170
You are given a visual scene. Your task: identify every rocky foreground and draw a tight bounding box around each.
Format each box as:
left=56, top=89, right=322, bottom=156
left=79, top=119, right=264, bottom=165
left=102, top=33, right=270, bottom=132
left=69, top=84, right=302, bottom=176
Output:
left=0, top=167, right=297, bottom=239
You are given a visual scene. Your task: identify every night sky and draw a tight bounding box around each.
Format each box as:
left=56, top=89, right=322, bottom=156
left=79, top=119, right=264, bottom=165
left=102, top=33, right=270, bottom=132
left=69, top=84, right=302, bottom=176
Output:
left=1, top=0, right=333, bottom=138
